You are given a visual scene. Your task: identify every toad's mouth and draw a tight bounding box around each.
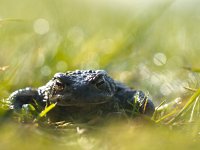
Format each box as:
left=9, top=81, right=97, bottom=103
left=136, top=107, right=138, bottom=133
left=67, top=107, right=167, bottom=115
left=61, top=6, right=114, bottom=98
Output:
left=48, top=94, right=111, bottom=106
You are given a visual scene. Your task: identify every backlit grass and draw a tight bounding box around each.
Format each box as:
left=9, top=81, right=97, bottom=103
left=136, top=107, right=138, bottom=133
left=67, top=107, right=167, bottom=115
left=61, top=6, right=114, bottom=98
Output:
left=1, top=0, right=200, bottom=149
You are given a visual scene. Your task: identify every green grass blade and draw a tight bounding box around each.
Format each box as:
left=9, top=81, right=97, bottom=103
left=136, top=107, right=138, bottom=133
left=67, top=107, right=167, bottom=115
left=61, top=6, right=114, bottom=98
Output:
left=155, top=110, right=177, bottom=123
left=34, top=103, right=57, bottom=122
left=39, top=103, right=57, bottom=118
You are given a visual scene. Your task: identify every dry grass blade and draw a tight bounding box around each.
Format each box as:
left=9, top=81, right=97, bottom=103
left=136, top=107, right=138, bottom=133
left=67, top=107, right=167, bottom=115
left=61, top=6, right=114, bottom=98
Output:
left=188, top=96, right=199, bottom=122
left=184, top=87, right=197, bottom=92
left=168, top=88, right=200, bottom=124
left=152, top=100, right=166, bottom=121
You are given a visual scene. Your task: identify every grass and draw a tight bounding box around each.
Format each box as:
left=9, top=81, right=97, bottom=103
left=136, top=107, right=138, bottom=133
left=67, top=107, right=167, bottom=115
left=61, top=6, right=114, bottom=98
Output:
left=1, top=0, right=200, bottom=149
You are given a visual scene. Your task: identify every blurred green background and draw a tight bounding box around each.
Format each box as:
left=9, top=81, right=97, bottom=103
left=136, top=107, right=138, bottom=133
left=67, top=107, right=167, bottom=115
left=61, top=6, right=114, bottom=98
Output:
left=1, top=0, right=200, bottom=149
left=1, top=0, right=200, bottom=101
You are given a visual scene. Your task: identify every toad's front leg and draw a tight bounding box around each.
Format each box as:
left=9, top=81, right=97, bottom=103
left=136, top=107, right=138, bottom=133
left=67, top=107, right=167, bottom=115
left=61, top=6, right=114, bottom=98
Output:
left=8, top=87, right=45, bottom=111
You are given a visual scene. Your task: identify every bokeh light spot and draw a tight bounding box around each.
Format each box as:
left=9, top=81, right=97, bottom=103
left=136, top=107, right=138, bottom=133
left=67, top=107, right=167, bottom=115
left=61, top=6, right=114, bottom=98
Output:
left=67, top=26, right=84, bottom=45
left=56, top=61, right=68, bottom=71
left=153, top=52, right=167, bottom=66
left=33, top=18, right=50, bottom=35
left=41, top=66, right=51, bottom=76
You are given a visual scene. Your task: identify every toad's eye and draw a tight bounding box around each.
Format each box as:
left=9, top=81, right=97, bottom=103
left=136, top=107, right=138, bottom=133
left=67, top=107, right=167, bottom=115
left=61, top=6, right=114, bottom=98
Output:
left=54, top=79, right=65, bottom=91
left=96, top=80, right=105, bottom=88
left=95, top=78, right=108, bottom=90
left=89, top=74, right=108, bottom=90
